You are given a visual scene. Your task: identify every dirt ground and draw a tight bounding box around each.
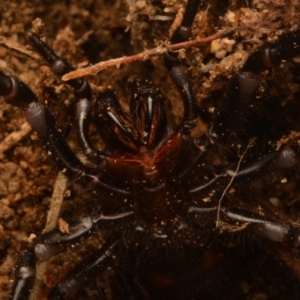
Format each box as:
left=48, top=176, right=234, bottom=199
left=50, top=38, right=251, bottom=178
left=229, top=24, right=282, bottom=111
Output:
left=1, top=0, right=300, bottom=299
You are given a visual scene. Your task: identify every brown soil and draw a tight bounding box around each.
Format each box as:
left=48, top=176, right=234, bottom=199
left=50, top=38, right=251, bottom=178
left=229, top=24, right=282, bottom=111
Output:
left=1, top=0, right=300, bottom=299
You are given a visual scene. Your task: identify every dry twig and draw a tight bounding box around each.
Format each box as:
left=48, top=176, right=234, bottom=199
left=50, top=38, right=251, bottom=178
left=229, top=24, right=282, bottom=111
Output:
left=29, top=172, right=68, bottom=300
left=0, top=122, right=32, bottom=154
left=0, top=36, right=40, bottom=60
left=216, top=139, right=255, bottom=229
left=62, top=29, right=236, bottom=81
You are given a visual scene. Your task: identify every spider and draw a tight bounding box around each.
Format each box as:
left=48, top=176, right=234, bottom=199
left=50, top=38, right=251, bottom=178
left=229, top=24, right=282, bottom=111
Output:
left=2, top=0, right=300, bottom=299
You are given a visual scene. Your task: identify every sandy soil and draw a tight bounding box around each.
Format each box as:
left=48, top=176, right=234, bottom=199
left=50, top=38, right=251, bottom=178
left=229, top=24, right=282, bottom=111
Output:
left=1, top=0, right=300, bottom=299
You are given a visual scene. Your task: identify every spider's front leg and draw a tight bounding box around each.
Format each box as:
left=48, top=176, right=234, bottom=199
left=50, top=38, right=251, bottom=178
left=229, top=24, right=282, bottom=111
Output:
left=27, top=30, right=105, bottom=161
left=0, top=70, right=90, bottom=175
left=0, top=67, right=136, bottom=196
left=163, top=0, right=202, bottom=132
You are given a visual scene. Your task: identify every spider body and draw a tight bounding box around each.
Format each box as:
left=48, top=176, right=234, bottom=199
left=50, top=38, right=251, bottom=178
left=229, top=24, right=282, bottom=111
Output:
left=2, top=0, right=300, bottom=299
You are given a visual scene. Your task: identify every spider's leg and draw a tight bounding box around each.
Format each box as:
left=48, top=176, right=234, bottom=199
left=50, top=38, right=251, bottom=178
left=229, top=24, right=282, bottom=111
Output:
left=48, top=242, right=117, bottom=300
left=47, top=243, right=142, bottom=300
left=242, top=31, right=300, bottom=74
left=7, top=217, right=94, bottom=300
left=0, top=71, right=84, bottom=173
left=187, top=205, right=300, bottom=247
left=27, top=31, right=104, bottom=160
left=48, top=241, right=141, bottom=300
left=224, top=143, right=299, bottom=180
left=7, top=211, right=134, bottom=300
left=189, top=143, right=299, bottom=194
left=188, top=205, right=300, bottom=295
left=222, top=207, right=300, bottom=247
left=163, top=0, right=201, bottom=132
left=208, top=30, right=300, bottom=145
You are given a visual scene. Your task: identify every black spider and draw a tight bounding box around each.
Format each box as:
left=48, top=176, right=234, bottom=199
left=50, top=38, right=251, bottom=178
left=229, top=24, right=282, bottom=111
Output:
left=2, top=0, right=300, bottom=299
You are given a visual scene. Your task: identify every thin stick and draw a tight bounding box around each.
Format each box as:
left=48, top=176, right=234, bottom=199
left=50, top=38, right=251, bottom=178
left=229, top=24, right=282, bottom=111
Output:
left=0, top=36, right=40, bottom=60
left=0, top=122, right=32, bottom=154
left=216, top=140, right=253, bottom=227
left=62, top=29, right=235, bottom=81
left=29, top=172, right=68, bottom=300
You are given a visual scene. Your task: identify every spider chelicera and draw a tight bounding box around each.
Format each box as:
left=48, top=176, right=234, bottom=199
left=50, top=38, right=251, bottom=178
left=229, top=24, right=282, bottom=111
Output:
left=2, top=0, right=300, bottom=299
